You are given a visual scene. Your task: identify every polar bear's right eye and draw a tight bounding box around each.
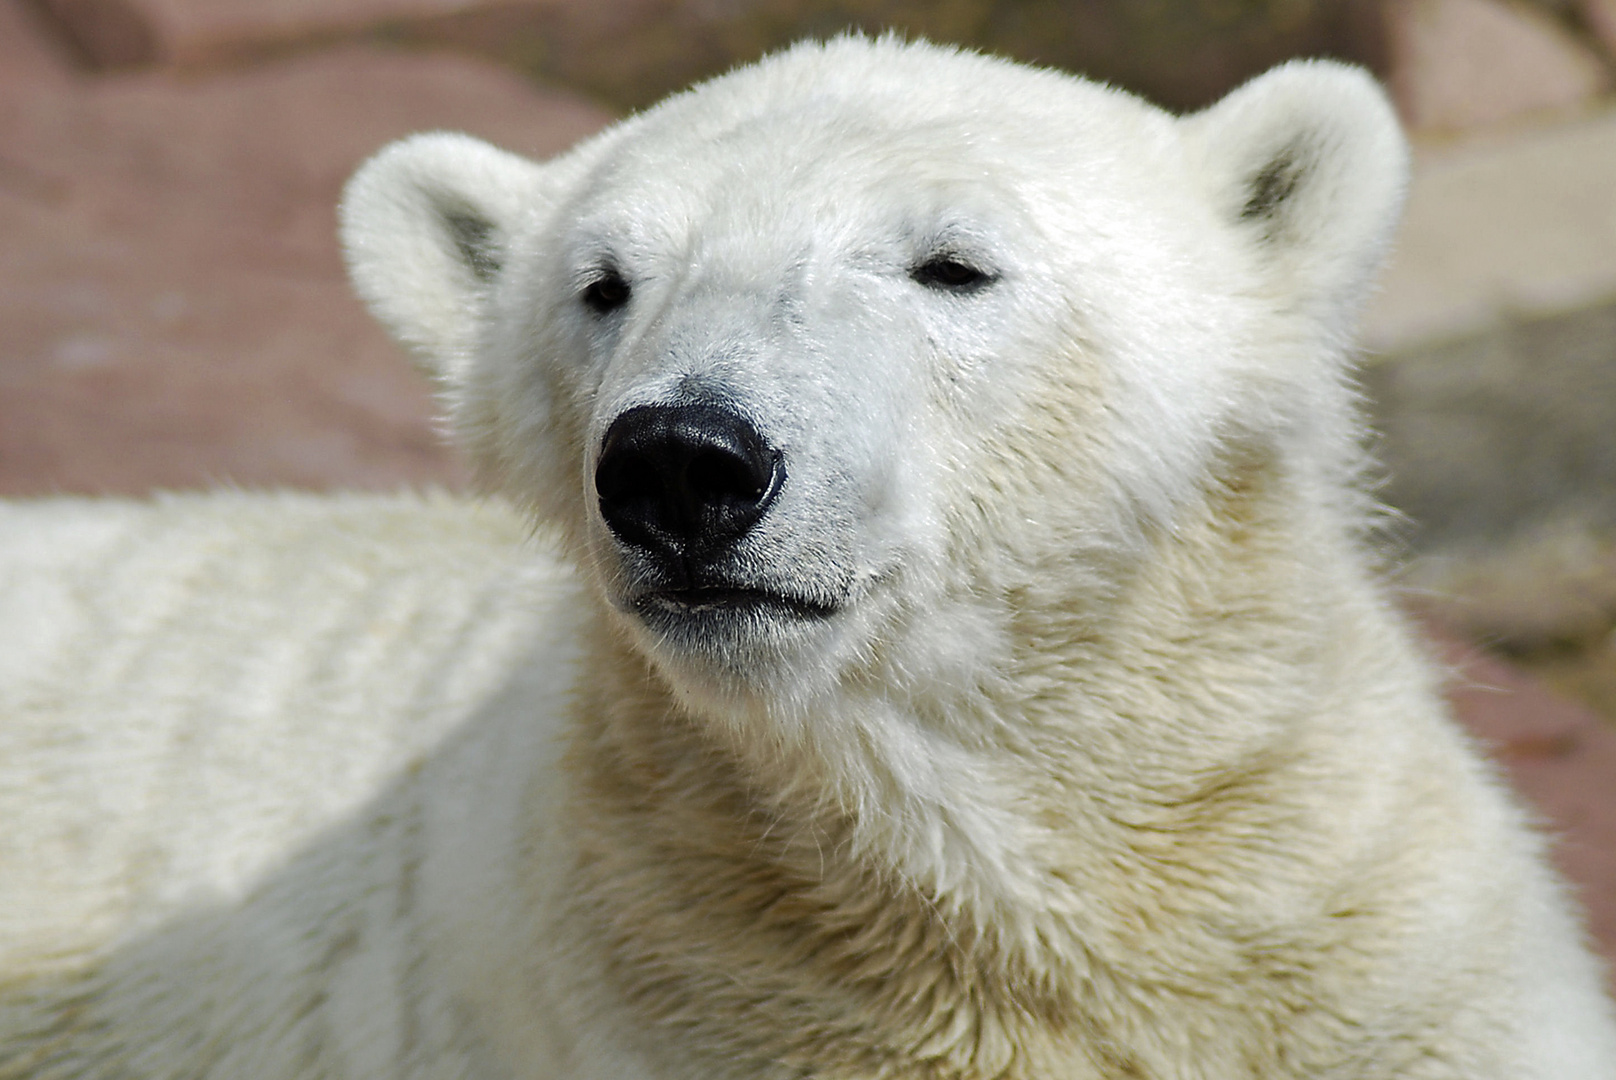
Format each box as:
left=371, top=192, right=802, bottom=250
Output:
left=582, top=271, right=631, bottom=315
left=911, top=256, right=994, bottom=294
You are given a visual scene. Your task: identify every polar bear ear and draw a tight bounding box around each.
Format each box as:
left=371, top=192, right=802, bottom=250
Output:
left=340, top=132, right=550, bottom=378
left=1184, top=60, right=1408, bottom=337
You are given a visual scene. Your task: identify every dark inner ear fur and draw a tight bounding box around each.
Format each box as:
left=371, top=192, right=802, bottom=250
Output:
left=444, top=209, right=501, bottom=282
left=1238, top=141, right=1310, bottom=235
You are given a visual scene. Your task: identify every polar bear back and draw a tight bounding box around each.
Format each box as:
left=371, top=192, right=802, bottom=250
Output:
left=0, top=492, right=577, bottom=976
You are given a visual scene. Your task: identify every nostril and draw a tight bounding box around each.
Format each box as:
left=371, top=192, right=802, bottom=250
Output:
left=686, top=447, right=768, bottom=506
left=595, top=403, right=784, bottom=555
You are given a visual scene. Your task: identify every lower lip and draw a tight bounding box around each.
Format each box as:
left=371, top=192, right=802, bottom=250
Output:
left=637, top=589, right=837, bottom=621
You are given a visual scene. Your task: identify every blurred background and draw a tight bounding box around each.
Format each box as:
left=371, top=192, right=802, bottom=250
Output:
left=4, top=0, right=1616, bottom=972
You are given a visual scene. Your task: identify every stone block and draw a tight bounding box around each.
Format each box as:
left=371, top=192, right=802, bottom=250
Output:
left=1381, top=0, right=1611, bottom=133
left=36, top=0, right=569, bottom=68
left=1362, top=104, right=1616, bottom=355
left=29, top=0, right=1616, bottom=127
left=31, top=0, right=1389, bottom=115
left=1581, top=0, right=1616, bottom=57
left=449, top=0, right=1382, bottom=116
left=0, top=0, right=77, bottom=87
left=0, top=42, right=612, bottom=496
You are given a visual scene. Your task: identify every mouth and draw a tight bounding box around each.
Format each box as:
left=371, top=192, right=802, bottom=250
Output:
left=633, top=586, right=839, bottom=622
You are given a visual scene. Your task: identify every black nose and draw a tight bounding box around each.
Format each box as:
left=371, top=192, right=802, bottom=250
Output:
left=595, top=403, right=783, bottom=558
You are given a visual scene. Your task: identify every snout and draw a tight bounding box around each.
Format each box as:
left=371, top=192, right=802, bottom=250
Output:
left=594, top=402, right=846, bottom=630
left=595, top=402, right=783, bottom=570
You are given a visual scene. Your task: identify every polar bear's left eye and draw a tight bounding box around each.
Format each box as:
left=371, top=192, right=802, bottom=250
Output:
left=911, top=256, right=994, bottom=293
left=582, top=270, right=631, bottom=315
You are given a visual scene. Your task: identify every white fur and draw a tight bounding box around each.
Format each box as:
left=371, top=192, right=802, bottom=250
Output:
left=4, top=37, right=1615, bottom=1078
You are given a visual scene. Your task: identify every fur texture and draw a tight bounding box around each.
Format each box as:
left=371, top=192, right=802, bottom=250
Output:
left=4, top=36, right=1615, bottom=1079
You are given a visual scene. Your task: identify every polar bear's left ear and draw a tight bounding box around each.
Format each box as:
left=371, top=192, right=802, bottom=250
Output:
left=1184, top=60, right=1408, bottom=336
left=340, top=132, right=552, bottom=379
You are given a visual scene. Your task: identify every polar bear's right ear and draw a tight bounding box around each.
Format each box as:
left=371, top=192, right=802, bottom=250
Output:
left=1183, top=61, right=1408, bottom=340
left=340, top=132, right=550, bottom=378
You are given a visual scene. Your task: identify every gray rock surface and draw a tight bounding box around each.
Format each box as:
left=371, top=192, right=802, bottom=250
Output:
left=1364, top=302, right=1616, bottom=554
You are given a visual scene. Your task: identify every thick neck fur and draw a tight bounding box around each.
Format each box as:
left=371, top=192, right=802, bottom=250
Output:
left=558, top=447, right=1415, bottom=1079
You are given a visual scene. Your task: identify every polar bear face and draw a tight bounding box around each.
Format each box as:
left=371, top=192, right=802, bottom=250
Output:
left=342, top=38, right=1406, bottom=713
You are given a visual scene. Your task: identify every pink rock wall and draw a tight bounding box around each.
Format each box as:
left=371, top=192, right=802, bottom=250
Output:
left=0, top=4, right=610, bottom=495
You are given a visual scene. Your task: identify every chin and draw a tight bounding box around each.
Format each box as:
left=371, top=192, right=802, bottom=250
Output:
left=612, top=582, right=860, bottom=709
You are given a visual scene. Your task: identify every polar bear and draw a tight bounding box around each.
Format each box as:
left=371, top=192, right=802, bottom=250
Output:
left=1, top=34, right=1613, bottom=1080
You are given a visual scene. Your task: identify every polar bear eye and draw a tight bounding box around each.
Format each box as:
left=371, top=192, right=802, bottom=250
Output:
left=582, top=270, right=631, bottom=315
left=911, top=256, right=994, bottom=293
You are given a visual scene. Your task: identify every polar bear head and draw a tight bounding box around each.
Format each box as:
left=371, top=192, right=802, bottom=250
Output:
left=342, top=37, right=1406, bottom=718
